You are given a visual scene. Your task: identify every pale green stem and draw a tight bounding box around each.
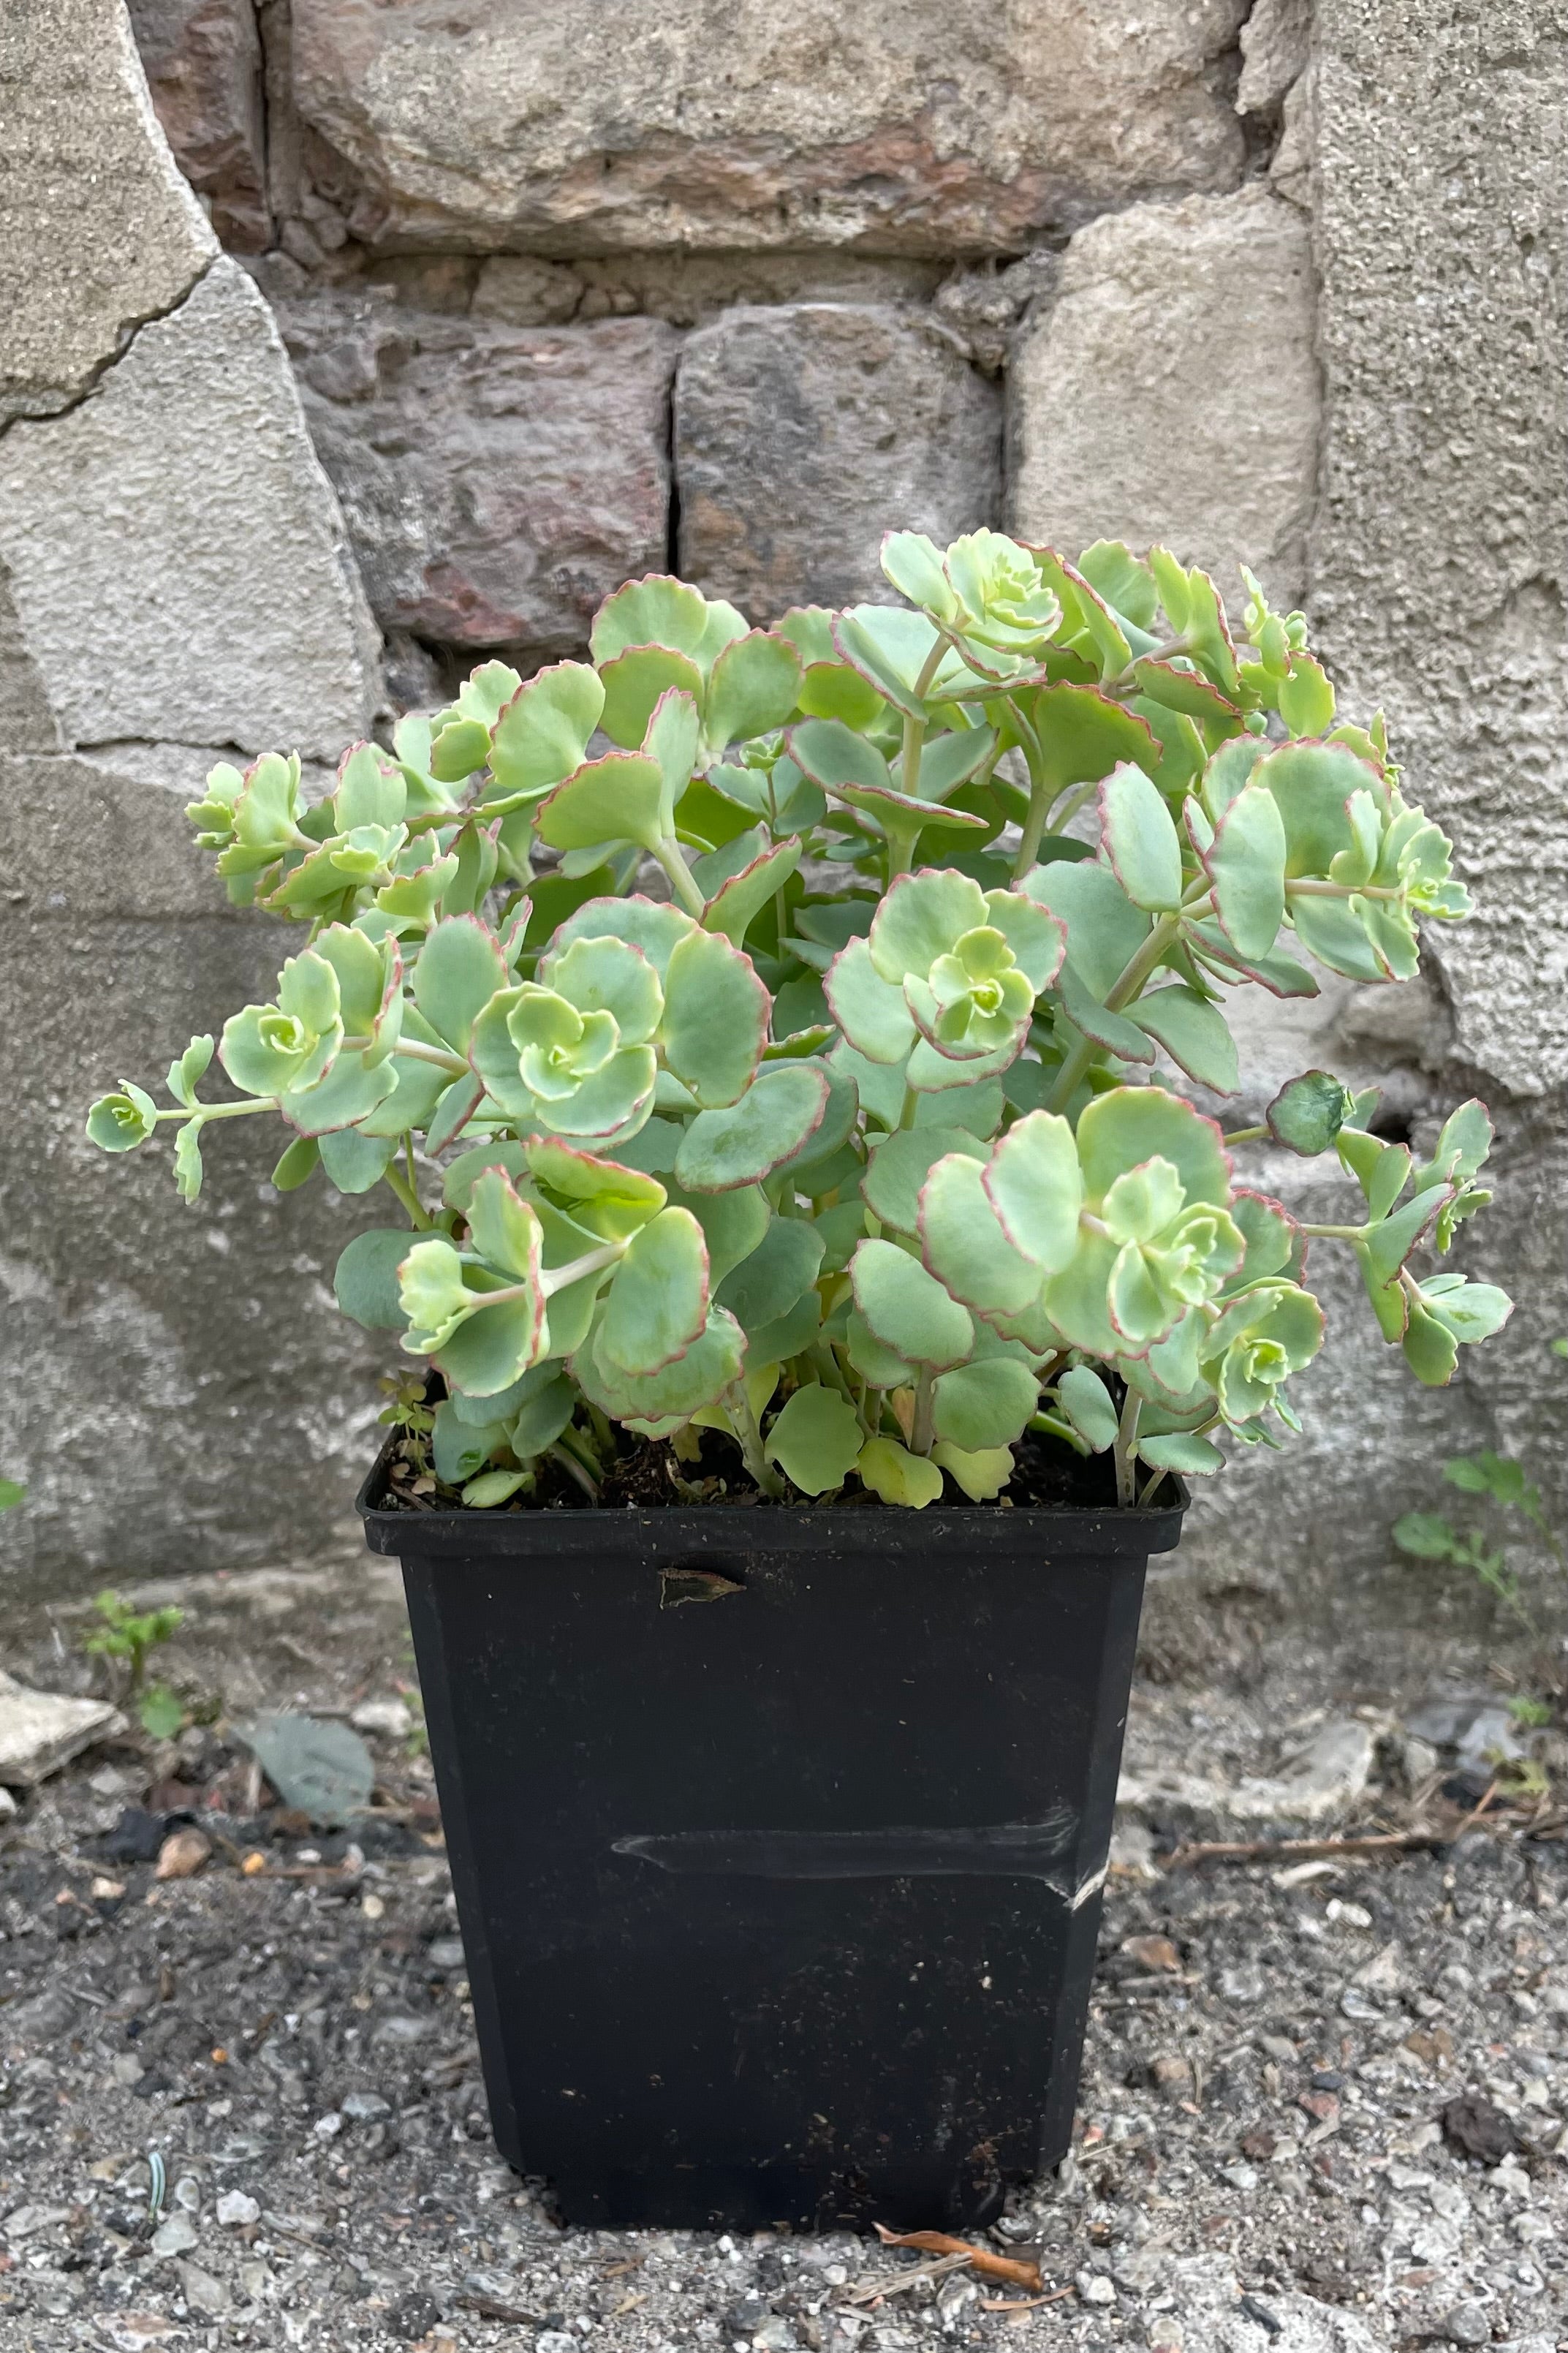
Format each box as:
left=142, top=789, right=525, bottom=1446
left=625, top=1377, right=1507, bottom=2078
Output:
left=1106, top=635, right=1189, bottom=692
left=1287, top=879, right=1402, bottom=902
left=547, top=1441, right=599, bottom=1502
left=727, top=1381, right=785, bottom=1500
left=900, top=641, right=950, bottom=801
left=541, top=1240, right=624, bottom=1296
left=384, top=1160, right=431, bottom=1231
left=910, top=1365, right=936, bottom=1456
left=1298, top=1221, right=1368, bottom=1242
left=1010, top=756, right=1052, bottom=881
left=656, top=835, right=707, bottom=920
left=885, top=823, right=923, bottom=881
left=1044, top=910, right=1183, bottom=1115
left=150, top=1098, right=278, bottom=1124
left=1222, top=1125, right=1269, bottom=1146
left=1031, top=1408, right=1090, bottom=1457
left=898, top=1081, right=920, bottom=1130
left=457, top=1237, right=625, bottom=1315
left=390, top=1037, right=470, bottom=1076
left=1042, top=778, right=1099, bottom=835
left=1113, top=1385, right=1143, bottom=1508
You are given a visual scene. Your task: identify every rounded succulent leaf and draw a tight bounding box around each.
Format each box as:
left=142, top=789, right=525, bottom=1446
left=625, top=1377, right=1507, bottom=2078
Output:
left=930, top=1441, right=1015, bottom=1500
left=1076, top=1087, right=1230, bottom=1213
left=599, top=1206, right=710, bottom=1376
left=849, top=1238, right=972, bottom=1370
left=825, top=935, right=917, bottom=1064
left=930, top=1358, right=1037, bottom=1451
left=764, top=1384, right=864, bottom=1496
left=660, top=925, right=770, bottom=1107
left=917, top=1152, right=1039, bottom=1318
left=982, top=1111, right=1083, bottom=1272
left=856, top=1438, right=944, bottom=1509
left=674, top=1062, right=830, bottom=1192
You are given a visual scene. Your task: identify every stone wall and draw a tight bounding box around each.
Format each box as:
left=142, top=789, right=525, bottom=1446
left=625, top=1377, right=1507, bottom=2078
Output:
left=2, top=0, right=1564, bottom=1632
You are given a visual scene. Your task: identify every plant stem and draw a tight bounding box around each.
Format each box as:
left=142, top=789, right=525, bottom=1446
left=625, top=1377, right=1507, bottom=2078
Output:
left=1113, top=1385, right=1143, bottom=1508
left=151, top=1097, right=277, bottom=1122
left=547, top=1441, right=599, bottom=1502
left=540, top=1240, right=624, bottom=1297
left=727, top=1382, right=785, bottom=1499
left=1045, top=910, right=1183, bottom=1114
left=899, top=642, right=950, bottom=800
left=898, top=1081, right=920, bottom=1130
left=656, top=835, right=707, bottom=919
left=390, top=1037, right=470, bottom=1076
left=1042, top=778, right=1100, bottom=836
left=384, top=1161, right=431, bottom=1230
left=1222, top=1125, right=1269, bottom=1146
left=1106, top=635, right=1189, bottom=691
left=911, top=1366, right=935, bottom=1455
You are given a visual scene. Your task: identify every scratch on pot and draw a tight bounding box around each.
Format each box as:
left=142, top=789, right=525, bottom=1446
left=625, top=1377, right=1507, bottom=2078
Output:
left=610, top=1811, right=1080, bottom=1882
left=1071, top=1861, right=1109, bottom=1909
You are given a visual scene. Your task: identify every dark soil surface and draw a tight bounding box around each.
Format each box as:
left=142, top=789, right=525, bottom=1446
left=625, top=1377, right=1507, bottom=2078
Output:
left=382, top=1420, right=1127, bottom=1517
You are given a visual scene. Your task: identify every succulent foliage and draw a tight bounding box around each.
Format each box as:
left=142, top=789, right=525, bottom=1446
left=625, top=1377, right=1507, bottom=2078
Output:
left=88, top=533, right=1510, bottom=1507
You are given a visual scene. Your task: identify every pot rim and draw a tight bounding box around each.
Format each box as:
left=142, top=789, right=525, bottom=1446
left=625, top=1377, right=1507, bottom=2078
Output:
left=357, top=1434, right=1188, bottom=1560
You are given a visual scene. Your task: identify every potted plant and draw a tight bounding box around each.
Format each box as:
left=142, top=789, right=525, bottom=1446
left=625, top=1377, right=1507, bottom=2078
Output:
left=88, top=532, right=1509, bottom=2229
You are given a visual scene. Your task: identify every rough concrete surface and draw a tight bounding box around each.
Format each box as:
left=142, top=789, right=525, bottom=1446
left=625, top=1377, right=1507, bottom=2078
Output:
left=1010, top=186, right=1319, bottom=610
left=0, top=258, right=378, bottom=760
left=1310, top=1, right=1568, bottom=1100
left=281, top=298, right=678, bottom=667
left=289, top=0, right=1249, bottom=255
left=676, top=306, right=1002, bottom=621
left=0, top=0, right=216, bottom=423
left=0, top=1583, right=1563, bottom=2352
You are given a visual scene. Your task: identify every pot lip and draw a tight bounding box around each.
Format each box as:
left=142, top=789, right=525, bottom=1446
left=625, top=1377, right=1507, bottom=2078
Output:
left=356, top=1435, right=1188, bottom=1561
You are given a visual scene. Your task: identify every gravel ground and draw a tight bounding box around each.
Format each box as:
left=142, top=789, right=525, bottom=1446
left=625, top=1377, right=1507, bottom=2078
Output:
left=1, top=1696, right=1564, bottom=2353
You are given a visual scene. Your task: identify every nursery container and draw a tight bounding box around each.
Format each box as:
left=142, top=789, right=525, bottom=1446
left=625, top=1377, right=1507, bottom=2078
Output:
left=360, top=1451, right=1184, bottom=2230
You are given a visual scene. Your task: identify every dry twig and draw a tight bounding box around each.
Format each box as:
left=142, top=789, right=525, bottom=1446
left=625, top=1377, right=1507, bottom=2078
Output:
left=873, top=2225, right=1043, bottom=2292
left=1164, top=1783, right=1501, bottom=1873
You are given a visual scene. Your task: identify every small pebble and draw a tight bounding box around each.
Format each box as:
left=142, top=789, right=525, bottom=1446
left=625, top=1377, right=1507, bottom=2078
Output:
left=1442, top=2303, right=1491, bottom=2347
left=216, top=2191, right=260, bottom=2227
left=150, top=2211, right=199, bottom=2258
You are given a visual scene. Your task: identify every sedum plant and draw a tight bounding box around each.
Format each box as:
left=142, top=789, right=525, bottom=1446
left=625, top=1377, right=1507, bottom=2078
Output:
left=88, top=532, right=1511, bottom=1509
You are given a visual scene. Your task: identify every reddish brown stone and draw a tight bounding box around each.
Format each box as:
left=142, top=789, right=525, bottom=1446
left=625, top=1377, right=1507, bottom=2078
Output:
left=279, top=297, right=678, bottom=665
left=128, top=0, right=270, bottom=252
left=675, top=304, right=1000, bottom=622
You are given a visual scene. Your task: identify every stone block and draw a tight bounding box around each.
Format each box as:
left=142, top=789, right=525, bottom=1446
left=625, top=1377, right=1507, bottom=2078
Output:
left=126, top=0, right=270, bottom=251
left=280, top=298, right=678, bottom=667
left=1010, top=186, right=1319, bottom=609
left=1237, top=0, right=1314, bottom=115
left=0, top=0, right=216, bottom=421
left=0, top=749, right=387, bottom=1601
left=0, top=258, right=377, bottom=760
left=675, top=304, right=1001, bottom=621
left=290, top=0, right=1247, bottom=255
left=1311, top=0, right=1568, bottom=1099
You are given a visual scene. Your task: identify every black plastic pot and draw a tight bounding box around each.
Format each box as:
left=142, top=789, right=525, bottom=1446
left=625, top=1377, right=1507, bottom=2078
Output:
left=360, top=1451, right=1184, bottom=2232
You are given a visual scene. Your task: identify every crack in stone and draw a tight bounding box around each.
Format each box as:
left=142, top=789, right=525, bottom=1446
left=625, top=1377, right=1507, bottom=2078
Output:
left=0, top=256, right=219, bottom=445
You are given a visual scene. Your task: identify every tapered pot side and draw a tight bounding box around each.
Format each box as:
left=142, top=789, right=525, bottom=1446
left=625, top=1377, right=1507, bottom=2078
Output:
left=360, top=1446, right=1185, bottom=2231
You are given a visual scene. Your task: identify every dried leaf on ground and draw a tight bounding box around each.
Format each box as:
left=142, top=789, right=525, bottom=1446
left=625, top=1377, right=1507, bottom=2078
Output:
left=154, top=1826, right=211, bottom=1880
